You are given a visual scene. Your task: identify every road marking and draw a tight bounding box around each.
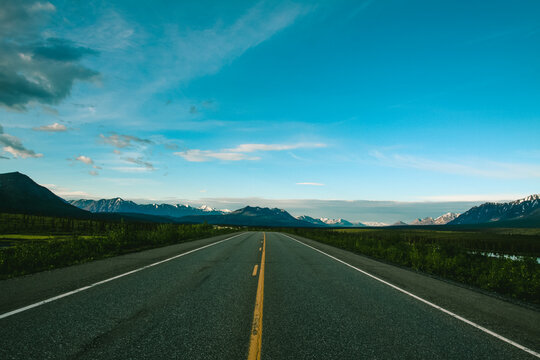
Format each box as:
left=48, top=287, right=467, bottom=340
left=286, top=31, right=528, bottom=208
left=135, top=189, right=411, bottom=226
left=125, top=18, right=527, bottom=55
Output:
left=252, top=264, right=259, bottom=276
left=248, top=232, right=266, bottom=360
left=0, top=233, right=246, bottom=321
left=280, top=233, right=540, bottom=359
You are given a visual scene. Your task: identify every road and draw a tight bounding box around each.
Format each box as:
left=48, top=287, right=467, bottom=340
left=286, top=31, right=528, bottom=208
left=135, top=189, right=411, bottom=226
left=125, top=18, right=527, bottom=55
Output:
left=0, top=231, right=538, bottom=359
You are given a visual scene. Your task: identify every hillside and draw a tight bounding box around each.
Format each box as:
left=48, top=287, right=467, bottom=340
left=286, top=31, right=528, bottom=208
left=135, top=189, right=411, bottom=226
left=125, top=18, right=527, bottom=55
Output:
left=0, top=172, right=90, bottom=217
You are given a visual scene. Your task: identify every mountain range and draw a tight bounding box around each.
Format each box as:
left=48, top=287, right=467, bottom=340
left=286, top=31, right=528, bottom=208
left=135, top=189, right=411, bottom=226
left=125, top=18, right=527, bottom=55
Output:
left=296, top=215, right=365, bottom=227
left=409, top=213, right=460, bottom=226
left=1, top=172, right=538, bottom=227
left=448, top=195, right=540, bottom=225
left=69, top=198, right=366, bottom=227
left=69, top=198, right=229, bottom=218
left=179, top=206, right=315, bottom=227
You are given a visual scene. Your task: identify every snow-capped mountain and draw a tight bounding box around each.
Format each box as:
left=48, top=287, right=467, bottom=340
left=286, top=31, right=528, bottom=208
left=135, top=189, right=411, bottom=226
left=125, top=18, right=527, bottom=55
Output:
left=449, top=194, right=540, bottom=225
left=296, top=215, right=365, bottom=227
left=410, top=217, right=435, bottom=225
left=182, top=206, right=315, bottom=227
left=433, top=212, right=460, bottom=224
left=69, top=198, right=228, bottom=218
left=296, top=215, right=327, bottom=226
left=410, top=212, right=460, bottom=225
left=363, top=221, right=389, bottom=227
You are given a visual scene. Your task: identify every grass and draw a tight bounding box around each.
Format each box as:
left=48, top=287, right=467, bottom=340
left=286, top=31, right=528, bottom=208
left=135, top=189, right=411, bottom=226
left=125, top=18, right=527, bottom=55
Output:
left=0, top=213, right=237, bottom=279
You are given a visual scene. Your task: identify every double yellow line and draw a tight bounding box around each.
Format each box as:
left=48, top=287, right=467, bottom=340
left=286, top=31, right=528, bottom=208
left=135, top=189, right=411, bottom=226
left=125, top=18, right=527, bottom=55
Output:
left=248, top=233, right=266, bottom=360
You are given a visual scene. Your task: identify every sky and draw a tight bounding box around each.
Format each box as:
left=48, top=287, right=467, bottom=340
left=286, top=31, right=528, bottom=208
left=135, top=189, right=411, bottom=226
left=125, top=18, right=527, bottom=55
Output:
left=1, top=0, right=539, bottom=223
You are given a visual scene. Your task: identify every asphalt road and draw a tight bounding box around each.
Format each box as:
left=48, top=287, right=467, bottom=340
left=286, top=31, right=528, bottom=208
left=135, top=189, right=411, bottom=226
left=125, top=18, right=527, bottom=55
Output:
left=0, top=231, right=538, bottom=359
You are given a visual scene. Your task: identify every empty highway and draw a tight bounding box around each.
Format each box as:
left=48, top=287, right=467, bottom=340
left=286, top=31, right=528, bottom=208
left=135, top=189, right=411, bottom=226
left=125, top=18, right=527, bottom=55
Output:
left=0, top=232, right=539, bottom=359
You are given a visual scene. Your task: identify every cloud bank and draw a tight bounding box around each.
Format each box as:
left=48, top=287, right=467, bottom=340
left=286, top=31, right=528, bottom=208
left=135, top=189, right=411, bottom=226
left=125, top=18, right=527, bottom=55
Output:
left=0, top=0, right=99, bottom=110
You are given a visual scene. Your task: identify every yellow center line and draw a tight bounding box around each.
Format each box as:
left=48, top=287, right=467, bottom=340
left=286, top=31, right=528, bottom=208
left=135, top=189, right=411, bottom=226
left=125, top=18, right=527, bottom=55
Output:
left=252, top=264, right=259, bottom=276
left=248, top=232, right=266, bottom=360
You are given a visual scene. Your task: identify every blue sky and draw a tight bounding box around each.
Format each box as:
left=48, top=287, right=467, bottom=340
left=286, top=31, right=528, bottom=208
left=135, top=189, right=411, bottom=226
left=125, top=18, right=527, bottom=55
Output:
left=1, top=0, right=539, bottom=222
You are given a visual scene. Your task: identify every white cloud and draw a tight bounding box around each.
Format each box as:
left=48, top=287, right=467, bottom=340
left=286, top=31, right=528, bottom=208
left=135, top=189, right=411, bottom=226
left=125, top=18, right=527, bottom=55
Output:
left=33, top=122, right=67, bottom=132
left=0, top=125, right=42, bottom=158
left=296, top=182, right=325, bottom=186
left=3, top=145, right=43, bottom=158
left=75, top=155, right=93, bottom=165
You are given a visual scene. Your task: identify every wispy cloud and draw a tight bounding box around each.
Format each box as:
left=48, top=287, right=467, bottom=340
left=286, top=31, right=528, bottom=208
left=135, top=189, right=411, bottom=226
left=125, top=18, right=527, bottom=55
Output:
left=296, top=182, right=325, bottom=186
left=138, top=2, right=310, bottom=97
left=227, top=143, right=325, bottom=153
left=370, top=150, right=540, bottom=179
left=100, top=133, right=152, bottom=148
left=123, top=156, right=154, bottom=170
left=175, top=149, right=260, bottom=162
left=68, top=10, right=137, bottom=52
left=110, top=167, right=154, bottom=173
left=0, top=124, right=42, bottom=158
left=33, top=122, right=68, bottom=132
left=175, top=142, right=326, bottom=162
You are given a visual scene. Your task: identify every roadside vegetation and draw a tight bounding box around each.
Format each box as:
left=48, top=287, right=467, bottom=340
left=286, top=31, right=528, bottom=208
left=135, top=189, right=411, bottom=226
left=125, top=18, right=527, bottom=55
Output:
left=0, top=213, right=237, bottom=279
left=282, top=228, right=540, bottom=305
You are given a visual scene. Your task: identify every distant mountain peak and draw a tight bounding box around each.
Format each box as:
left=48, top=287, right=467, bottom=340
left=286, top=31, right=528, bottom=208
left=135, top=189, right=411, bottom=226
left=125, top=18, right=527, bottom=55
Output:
left=410, top=212, right=460, bottom=225
left=449, top=194, right=540, bottom=225
left=296, top=215, right=364, bottom=227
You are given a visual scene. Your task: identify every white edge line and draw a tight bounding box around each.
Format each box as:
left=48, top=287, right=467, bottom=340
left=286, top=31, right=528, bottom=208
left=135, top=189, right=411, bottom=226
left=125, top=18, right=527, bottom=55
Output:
left=0, top=233, right=245, bottom=320
left=280, top=233, right=540, bottom=358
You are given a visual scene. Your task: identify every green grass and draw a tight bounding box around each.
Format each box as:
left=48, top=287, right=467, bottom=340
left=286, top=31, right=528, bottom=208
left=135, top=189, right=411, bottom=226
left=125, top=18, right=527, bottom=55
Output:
left=0, top=213, right=237, bottom=279
left=282, top=227, right=540, bottom=305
